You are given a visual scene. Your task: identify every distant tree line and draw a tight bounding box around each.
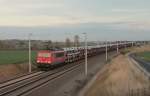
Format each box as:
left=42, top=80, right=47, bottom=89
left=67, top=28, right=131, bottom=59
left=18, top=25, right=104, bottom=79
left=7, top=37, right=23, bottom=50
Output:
left=0, top=35, right=82, bottom=50
left=0, top=35, right=105, bottom=50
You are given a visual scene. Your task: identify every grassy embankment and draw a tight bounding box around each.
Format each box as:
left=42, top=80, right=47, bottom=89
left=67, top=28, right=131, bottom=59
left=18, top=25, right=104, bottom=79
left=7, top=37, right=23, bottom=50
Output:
left=137, top=51, right=150, bottom=62
left=0, top=50, right=37, bottom=65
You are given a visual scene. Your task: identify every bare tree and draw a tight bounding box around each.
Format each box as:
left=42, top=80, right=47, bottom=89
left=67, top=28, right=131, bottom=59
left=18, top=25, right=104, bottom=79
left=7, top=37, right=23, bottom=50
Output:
left=53, top=41, right=61, bottom=49
left=74, top=35, right=80, bottom=47
left=44, top=40, right=53, bottom=49
left=65, top=38, right=71, bottom=47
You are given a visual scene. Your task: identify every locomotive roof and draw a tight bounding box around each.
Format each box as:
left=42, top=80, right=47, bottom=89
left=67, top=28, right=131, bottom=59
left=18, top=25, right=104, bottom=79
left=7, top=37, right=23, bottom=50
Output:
left=38, top=50, right=65, bottom=53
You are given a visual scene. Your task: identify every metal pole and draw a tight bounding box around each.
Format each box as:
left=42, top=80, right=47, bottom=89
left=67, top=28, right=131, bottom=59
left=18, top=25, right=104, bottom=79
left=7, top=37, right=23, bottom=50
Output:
left=28, top=33, right=32, bottom=73
left=132, top=41, right=134, bottom=47
left=105, top=41, right=108, bottom=61
left=83, top=33, right=88, bottom=76
left=117, top=41, right=119, bottom=54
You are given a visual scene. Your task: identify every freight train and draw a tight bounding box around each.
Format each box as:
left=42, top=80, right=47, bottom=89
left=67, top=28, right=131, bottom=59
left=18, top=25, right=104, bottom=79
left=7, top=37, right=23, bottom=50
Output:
left=36, top=42, right=133, bottom=69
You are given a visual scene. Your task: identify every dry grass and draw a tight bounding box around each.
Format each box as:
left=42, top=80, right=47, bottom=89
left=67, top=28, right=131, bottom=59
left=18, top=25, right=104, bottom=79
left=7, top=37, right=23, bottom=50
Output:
left=0, top=63, right=32, bottom=82
left=85, top=45, right=150, bottom=96
left=131, top=45, right=150, bottom=53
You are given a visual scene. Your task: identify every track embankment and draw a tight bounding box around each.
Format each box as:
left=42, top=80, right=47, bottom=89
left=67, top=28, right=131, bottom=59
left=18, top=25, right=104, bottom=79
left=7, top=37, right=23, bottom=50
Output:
left=0, top=63, right=36, bottom=83
left=84, top=46, right=150, bottom=96
left=85, top=55, right=149, bottom=96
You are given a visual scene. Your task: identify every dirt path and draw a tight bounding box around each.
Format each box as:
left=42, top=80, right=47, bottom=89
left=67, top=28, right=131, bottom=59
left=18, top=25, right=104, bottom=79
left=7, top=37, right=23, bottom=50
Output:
left=85, top=46, right=150, bottom=96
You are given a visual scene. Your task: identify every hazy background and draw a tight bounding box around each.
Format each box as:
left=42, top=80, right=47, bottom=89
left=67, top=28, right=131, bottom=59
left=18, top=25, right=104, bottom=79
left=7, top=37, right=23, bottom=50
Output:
left=0, top=0, right=150, bottom=41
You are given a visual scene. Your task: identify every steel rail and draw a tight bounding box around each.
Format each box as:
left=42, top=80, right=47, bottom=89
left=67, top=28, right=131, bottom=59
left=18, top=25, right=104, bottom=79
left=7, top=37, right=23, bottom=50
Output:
left=0, top=63, right=81, bottom=96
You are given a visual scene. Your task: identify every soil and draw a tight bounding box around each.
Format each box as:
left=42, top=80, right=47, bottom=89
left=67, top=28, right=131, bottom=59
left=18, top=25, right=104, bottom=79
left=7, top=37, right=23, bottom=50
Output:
left=85, top=45, right=150, bottom=96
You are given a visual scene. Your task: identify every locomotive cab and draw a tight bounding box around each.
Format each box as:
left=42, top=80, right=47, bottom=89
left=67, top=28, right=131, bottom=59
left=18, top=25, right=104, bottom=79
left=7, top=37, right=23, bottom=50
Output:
left=37, top=50, right=66, bottom=68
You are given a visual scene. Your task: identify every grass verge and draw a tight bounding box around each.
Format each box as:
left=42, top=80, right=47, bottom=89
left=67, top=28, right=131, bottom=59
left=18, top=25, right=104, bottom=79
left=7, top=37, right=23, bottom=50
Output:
left=137, top=51, right=150, bottom=62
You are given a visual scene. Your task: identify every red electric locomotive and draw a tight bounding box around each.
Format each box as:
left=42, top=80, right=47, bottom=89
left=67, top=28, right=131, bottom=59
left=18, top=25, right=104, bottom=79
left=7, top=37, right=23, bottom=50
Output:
left=37, top=50, right=66, bottom=68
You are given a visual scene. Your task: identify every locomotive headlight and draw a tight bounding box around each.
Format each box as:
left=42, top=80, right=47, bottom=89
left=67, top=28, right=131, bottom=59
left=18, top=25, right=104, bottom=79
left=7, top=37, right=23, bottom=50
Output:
left=37, top=60, right=40, bottom=63
left=47, top=61, right=51, bottom=63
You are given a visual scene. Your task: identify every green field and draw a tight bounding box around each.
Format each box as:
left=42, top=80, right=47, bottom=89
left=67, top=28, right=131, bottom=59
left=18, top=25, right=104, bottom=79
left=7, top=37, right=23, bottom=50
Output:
left=137, top=51, right=150, bottom=61
left=0, top=50, right=37, bottom=65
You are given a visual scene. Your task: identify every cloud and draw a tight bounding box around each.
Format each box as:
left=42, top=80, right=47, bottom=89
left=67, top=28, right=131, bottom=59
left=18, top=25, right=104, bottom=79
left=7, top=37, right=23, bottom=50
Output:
left=111, top=8, right=150, bottom=14
left=0, top=0, right=64, bottom=16
left=0, top=16, right=73, bottom=27
left=126, top=22, right=150, bottom=31
left=0, top=15, right=132, bottom=27
left=108, top=21, right=150, bottom=31
left=0, top=14, right=150, bottom=32
left=0, top=0, right=150, bottom=32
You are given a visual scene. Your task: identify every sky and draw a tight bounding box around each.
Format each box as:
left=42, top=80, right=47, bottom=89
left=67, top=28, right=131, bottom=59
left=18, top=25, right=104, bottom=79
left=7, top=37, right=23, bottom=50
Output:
left=0, top=0, right=150, bottom=41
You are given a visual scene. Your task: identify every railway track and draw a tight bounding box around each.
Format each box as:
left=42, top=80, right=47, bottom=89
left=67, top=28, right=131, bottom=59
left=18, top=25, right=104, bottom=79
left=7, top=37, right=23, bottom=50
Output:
left=0, top=71, right=42, bottom=84
left=0, top=62, right=81, bottom=96
left=0, top=71, right=44, bottom=89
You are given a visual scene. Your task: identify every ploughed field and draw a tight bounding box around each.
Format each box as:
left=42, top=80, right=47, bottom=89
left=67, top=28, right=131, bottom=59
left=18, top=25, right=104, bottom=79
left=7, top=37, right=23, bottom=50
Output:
left=0, top=50, right=37, bottom=65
